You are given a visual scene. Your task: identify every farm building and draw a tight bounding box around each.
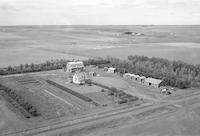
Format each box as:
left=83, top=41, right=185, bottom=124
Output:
left=123, top=73, right=131, bottom=78
left=139, top=76, right=146, bottom=84
left=145, top=77, right=164, bottom=88
left=73, top=72, right=87, bottom=84
left=103, top=67, right=108, bottom=71
left=132, top=75, right=140, bottom=81
left=89, top=71, right=97, bottom=76
left=130, top=74, right=136, bottom=79
left=107, top=67, right=116, bottom=73
left=66, top=61, right=84, bottom=73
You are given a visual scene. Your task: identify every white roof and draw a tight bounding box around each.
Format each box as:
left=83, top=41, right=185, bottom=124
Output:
left=145, top=77, right=163, bottom=84
left=108, top=67, right=116, bottom=70
left=135, top=75, right=140, bottom=78
left=124, top=73, right=131, bottom=76
left=130, top=74, right=136, bottom=77
left=67, top=61, right=84, bottom=68
left=140, top=76, right=146, bottom=79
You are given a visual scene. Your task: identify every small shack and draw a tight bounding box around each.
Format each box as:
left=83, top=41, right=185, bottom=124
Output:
left=103, top=67, right=108, bottom=71
left=130, top=74, right=136, bottom=79
left=89, top=71, right=97, bottom=76
left=107, top=67, right=116, bottom=73
left=123, top=73, right=131, bottom=78
left=133, top=75, right=140, bottom=81
left=139, top=76, right=146, bottom=84
left=145, top=77, right=164, bottom=88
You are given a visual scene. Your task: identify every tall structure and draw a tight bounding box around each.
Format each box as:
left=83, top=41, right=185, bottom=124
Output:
left=73, top=72, right=87, bottom=84
left=66, top=61, right=84, bottom=73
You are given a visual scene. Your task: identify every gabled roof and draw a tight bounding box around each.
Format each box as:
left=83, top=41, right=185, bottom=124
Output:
left=67, top=61, right=84, bottom=68
left=145, top=77, right=163, bottom=84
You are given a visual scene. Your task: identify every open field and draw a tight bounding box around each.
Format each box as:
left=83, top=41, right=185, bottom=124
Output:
left=0, top=68, right=145, bottom=134
left=1, top=25, right=200, bottom=67
left=1, top=25, right=200, bottom=136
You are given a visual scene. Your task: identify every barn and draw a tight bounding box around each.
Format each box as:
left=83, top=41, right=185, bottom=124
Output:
left=66, top=61, right=84, bottom=73
left=145, top=77, right=164, bottom=88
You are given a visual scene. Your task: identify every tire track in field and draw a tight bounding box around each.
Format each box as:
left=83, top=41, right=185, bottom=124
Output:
left=43, top=89, right=74, bottom=107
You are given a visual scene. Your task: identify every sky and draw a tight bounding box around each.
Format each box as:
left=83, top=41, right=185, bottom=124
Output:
left=0, top=0, right=200, bottom=25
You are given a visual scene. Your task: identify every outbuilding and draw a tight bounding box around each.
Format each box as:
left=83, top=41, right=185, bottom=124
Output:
left=145, top=77, right=164, bottom=88
left=123, top=73, right=131, bottom=78
left=107, top=67, right=116, bottom=73
left=133, top=75, right=140, bottom=81
left=66, top=61, right=84, bottom=73
left=129, top=74, right=136, bottom=79
left=139, top=76, right=146, bottom=84
left=89, top=71, right=97, bottom=76
left=103, top=67, right=108, bottom=71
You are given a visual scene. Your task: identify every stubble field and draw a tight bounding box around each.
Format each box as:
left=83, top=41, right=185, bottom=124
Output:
left=1, top=25, right=200, bottom=67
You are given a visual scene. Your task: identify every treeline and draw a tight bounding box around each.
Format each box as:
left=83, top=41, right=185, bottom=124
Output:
left=1, top=56, right=200, bottom=89
left=106, top=56, right=200, bottom=89
left=83, top=58, right=110, bottom=66
left=0, top=59, right=69, bottom=75
left=0, top=58, right=110, bottom=75
left=0, top=84, right=39, bottom=117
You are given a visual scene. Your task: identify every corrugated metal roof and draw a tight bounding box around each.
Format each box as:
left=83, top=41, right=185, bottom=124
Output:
left=145, top=77, right=163, bottom=84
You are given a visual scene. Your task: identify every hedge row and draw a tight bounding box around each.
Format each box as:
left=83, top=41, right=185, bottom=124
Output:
left=46, top=80, right=92, bottom=102
left=0, top=84, right=39, bottom=117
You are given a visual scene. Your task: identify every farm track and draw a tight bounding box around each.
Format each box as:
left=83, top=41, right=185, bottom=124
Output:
left=2, top=91, right=200, bottom=136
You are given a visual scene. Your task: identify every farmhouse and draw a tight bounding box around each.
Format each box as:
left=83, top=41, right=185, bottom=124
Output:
left=145, top=77, right=164, bottom=88
left=66, top=61, right=84, bottom=73
left=107, top=67, right=116, bottom=73
left=73, top=72, right=87, bottom=84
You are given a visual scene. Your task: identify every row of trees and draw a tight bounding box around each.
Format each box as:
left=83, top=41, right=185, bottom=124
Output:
left=0, top=59, right=70, bottom=75
left=0, top=58, right=110, bottom=75
left=106, top=56, right=200, bottom=89
left=0, top=84, right=39, bottom=117
left=1, top=56, right=200, bottom=89
left=83, top=58, right=110, bottom=66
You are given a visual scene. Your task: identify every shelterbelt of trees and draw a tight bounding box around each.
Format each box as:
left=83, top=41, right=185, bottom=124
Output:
left=0, top=56, right=200, bottom=89
left=107, top=56, right=200, bottom=89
